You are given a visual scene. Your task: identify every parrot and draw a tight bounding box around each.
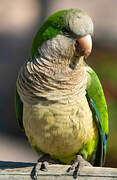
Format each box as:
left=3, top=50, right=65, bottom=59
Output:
left=15, top=8, right=108, bottom=179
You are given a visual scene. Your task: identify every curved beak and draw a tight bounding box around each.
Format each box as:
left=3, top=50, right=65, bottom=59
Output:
left=75, top=34, right=92, bottom=58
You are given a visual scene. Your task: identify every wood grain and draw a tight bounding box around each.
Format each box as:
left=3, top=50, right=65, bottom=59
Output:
left=0, top=161, right=117, bottom=179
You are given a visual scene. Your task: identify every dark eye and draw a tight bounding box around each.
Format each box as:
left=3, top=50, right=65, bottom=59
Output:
left=61, top=27, right=70, bottom=34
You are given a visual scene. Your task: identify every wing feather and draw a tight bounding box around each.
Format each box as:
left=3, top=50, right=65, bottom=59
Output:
left=86, top=64, right=108, bottom=166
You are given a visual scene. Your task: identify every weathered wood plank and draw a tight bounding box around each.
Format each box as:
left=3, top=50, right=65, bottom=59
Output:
left=0, top=161, right=117, bottom=179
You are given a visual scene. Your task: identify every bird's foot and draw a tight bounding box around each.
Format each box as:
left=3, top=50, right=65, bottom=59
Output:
left=30, top=154, right=60, bottom=180
left=30, top=154, right=48, bottom=180
left=67, top=155, right=92, bottom=179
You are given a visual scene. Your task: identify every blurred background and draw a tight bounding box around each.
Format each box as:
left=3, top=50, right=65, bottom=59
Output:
left=0, top=0, right=117, bottom=167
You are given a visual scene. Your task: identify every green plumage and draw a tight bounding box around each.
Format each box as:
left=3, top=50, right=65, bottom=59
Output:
left=31, top=9, right=87, bottom=58
left=31, top=10, right=68, bottom=57
left=86, top=65, right=108, bottom=135
left=15, top=8, right=108, bottom=166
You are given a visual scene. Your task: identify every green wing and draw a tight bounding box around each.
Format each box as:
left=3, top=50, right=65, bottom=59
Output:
left=86, top=65, right=108, bottom=134
left=15, top=87, right=24, bottom=129
left=85, top=64, right=108, bottom=166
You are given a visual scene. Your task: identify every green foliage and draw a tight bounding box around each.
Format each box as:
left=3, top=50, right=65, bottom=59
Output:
left=89, top=50, right=117, bottom=86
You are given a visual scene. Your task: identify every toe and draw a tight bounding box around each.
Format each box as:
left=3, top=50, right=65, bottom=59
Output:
left=40, top=161, right=48, bottom=171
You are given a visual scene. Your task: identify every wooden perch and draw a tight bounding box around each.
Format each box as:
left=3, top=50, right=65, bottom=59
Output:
left=0, top=161, right=117, bottom=179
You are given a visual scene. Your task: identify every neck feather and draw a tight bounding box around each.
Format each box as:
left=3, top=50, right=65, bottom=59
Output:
left=17, top=55, right=87, bottom=105
left=17, top=35, right=87, bottom=105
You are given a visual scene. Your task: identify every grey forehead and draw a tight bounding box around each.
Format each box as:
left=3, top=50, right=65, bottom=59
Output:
left=65, top=10, right=94, bottom=37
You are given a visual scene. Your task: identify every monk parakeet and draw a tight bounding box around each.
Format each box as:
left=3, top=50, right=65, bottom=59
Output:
left=15, top=8, right=108, bottom=179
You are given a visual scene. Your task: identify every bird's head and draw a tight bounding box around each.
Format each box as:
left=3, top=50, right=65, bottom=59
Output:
left=31, top=8, right=93, bottom=67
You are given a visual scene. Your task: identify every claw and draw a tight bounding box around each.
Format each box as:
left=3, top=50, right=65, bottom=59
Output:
left=30, top=154, right=60, bottom=180
left=67, top=155, right=92, bottom=179
left=31, top=164, right=38, bottom=180
left=30, top=155, right=49, bottom=180
left=40, top=161, right=48, bottom=171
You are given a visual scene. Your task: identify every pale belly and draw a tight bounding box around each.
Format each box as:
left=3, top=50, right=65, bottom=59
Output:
left=23, top=96, right=97, bottom=159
